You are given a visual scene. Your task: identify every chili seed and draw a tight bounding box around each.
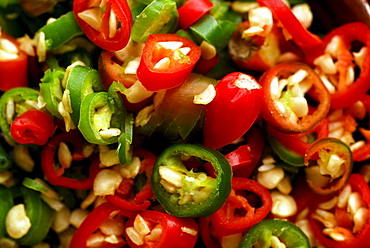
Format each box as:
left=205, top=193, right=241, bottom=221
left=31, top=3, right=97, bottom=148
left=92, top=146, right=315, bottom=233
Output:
left=126, top=227, right=143, bottom=246
left=353, top=207, right=369, bottom=233
left=108, top=9, right=117, bottom=39
left=312, top=209, right=337, bottom=228
left=69, top=208, right=90, bottom=229
left=52, top=206, right=71, bottom=233
left=257, top=166, right=285, bottom=190
left=270, top=191, right=297, bottom=218
left=159, top=166, right=183, bottom=188
left=93, top=169, right=123, bottom=196
left=124, top=80, right=153, bottom=104
left=193, top=84, right=216, bottom=105
left=6, top=204, right=32, bottom=239
left=337, top=184, right=352, bottom=208
left=78, top=9, right=102, bottom=32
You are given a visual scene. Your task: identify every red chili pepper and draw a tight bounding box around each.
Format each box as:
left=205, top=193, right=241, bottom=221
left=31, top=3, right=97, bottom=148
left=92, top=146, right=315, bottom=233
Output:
left=257, top=0, right=323, bottom=63
left=73, top=0, right=132, bottom=51
left=10, top=109, right=55, bottom=146
left=177, top=0, right=213, bottom=30
left=106, top=149, right=156, bottom=211
left=41, top=131, right=99, bottom=190
left=98, top=50, right=152, bottom=112
left=193, top=55, right=220, bottom=75
left=125, top=210, right=199, bottom=248
left=198, top=217, right=222, bottom=248
left=137, top=34, right=201, bottom=92
left=232, top=125, right=266, bottom=178
left=209, top=177, right=273, bottom=236
left=308, top=174, right=370, bottom=248
left=70, top=201, right=135, bottom=248
left=0, top=32, right=28, bottom=91
left=260, top=62, right=331, bottom=133
left=203, top=72, right=263, bottom=149
left=320, top=22, right=370, bottom=110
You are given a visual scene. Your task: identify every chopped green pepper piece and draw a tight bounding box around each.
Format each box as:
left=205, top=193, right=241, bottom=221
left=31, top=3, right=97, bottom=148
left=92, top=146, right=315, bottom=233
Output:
left=0, top=87, right=40, bottom=143
left=22, top=178, right=48, bottom=192
left=151, top=143, right=232, bottom=218
left=131, top=0, right=178, bottom=42
left=0, top=185, right=13, bottom=237
left=268, top=134, right=305, bottom=166
left=238, top=219, right=310, bottom=248
left=35, top=11, right=83, bottom=52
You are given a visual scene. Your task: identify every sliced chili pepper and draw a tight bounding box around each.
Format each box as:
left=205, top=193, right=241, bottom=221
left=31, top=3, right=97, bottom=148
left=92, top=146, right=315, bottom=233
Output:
left=260, top=62, right=331, bottom=133
left=238, top=219, right=310, bottom=248
left=10, top=109, right=55, bottom=146
left=41, top=131, right=100, bottom=190
left=73, top=0, right=132, bottom=51
left=12, top=187, right=54, bottom=246
left=34, top=11, right=83, bottom=60
left=131, top=0, right=178, bottom=43
left=137, top=33, right=201, bottom=92
left=0, top=31, right=28, bottom=91
left=70, top=201, right=135, bottom=248
left=177, top=0, right=213, bottom=30
left=304, top=137, right=352, bottom=195
left=136, top=73, right=217, bottom=141
left=151, top=143, right=232, bottom=218
left=193, top=54, right=220, bottom=75
left=257, top=0, right=323, bottom=63
left=209, top=177, right=273, bottom=236
left=232, top=125, right=266, bottom=178
left=203, top=72, right=263, bottom=149
left=308, top=174, right=370, bottom=248
left=125, top=210, right=199, bottom=248
left=0, top=87, right=40, bottom=143
left=106, top=149, right=155, bottom=211
left=318, top=22, right=370, bottom=109
left=65, top=65, right=105, bottom=128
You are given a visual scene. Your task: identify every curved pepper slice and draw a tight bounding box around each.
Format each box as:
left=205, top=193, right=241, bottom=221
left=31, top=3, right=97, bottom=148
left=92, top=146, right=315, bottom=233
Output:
left=308, top=174, right=370, bottom=248
left=203, top=72, right=263, bottom=149
left=260, top=62, right=330, bottom=133
left=178, top=0, right=213, bottom=30
left=0, top=185, right=12, bottom=237
left=317, top=22, right=370, bottom=110
left=73, top=0, right=132, bottom=51
left=238, top=219, right=310, bottom=248
left=304, top=137, right=352, bottom=195
left=0, top=87, right=40, bottom=143
left=137, top=33, right=201, bottom=92
left=151, top=143, right=232, bottom=218
left=209, top=177, right=273, bottom=236
left=125, top=210, right=199, bottom=248
left=0, top=31, right=28, bottom=91
left=10, top=109, right=55, bottom=146
left=41, top=131, right=100, bottom=190
left=70, top=201, right=135, bottom=248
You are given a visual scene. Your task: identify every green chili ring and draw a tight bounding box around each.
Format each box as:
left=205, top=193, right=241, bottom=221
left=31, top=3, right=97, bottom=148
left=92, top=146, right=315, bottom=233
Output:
left=151, top=143, right=232, bottom=218
left=238, top=219, right=310, bottom=248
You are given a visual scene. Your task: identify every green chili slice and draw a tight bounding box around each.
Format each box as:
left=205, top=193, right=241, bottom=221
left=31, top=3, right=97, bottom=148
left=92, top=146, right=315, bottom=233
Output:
left=151, top=143, right=232, bottom=218
left=0, top=185, right=13, bottom=237
left=238, top=219, right=310, bottom=248
left=65, top=65, right=105, bottom=127
left=0, top=87, right=40, bottom=143
left=131, top=0, right=178, bottom=42
left=268, top=134, right=305, bottom=167
left=35, top=11, right=83, bottom=52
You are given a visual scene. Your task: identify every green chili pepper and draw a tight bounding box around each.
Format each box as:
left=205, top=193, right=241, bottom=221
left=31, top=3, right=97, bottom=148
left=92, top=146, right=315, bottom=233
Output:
left=189, top=14, right=238, bottom=51
left=65, top=65, right=105, bottom=127
left=116, top=112, right=134, bottom=165
left=268, top=134, right=305, bottom=166
left=39, top=69, right=65, bottom=119
left=151, top=143, right=232, bottom=218
left=210, top=0, right=243, bottom=23
left=238, top=219, right=310, bottom=248
left=131, top=0, right=178, bottom=42
left=0, top=142, right=12, bottom=171
left=12, top=187, right=54, bottom=246
left=0, top=185, right=13, bottom=237
left=22, top=178, right=48, bottom=192
left=0, top=4, right=24, bottom=37
left=35, top=11, right=83, bottom=52
left=0, top=87, right=40, bottom=143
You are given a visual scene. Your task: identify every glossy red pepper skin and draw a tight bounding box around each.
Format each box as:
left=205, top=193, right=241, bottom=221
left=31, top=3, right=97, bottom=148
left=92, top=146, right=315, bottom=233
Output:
left=260, top=62, right=331, bottom=133
left=73, top=0, right=132, bottom=51
left=41, top=131, right=99, bottom=190
left=106, top=149, right=156, bottom=211
left=98, top=50, right=153, bottom=112
left=308, top=174, right=370, bottom=248
left=10, top=109, right=55, bottom=146
left=137, top=34, right=201, bottom=92
left=177, top=0, right=213, bottom=30
left=209, top=177, right=273, bottom=236
left=321, top=22, right=370, bottom=110
left=70, top=202, right=135, bottom=248
left=125, top=210, right=199, bottom=248
left=0, top=32, right=28, bottom=91
left=257, top=0, right=323, bottom=63
left=203, top=72, right=263, bottom=149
